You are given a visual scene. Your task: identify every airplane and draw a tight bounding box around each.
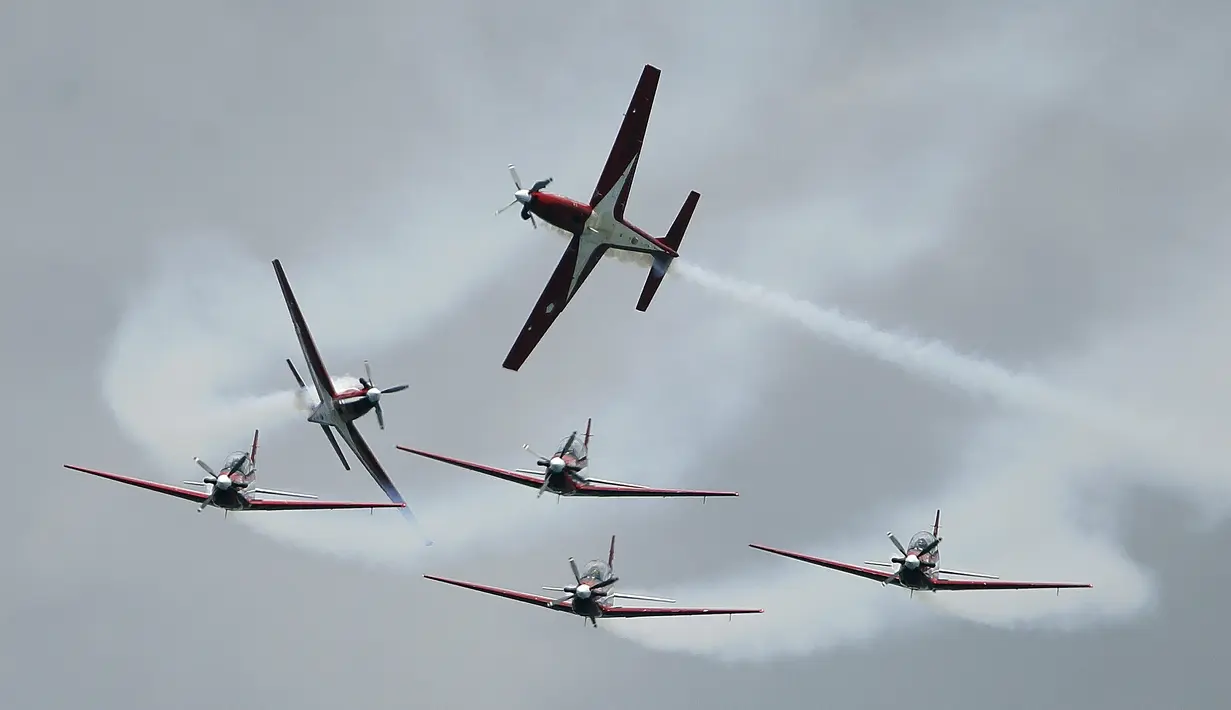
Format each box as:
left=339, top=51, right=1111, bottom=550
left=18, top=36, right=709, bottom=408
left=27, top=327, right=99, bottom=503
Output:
left=63, top=429, right=406, bottom=514
left=397, top=417, right=740, bottom=500
left=424, top=536, right=763, bottom=627
left=750, top=510, right=1093, bottom=594
left=496, top=63, right=701, bottom=371
left=272, top=258, right=427, bottom=537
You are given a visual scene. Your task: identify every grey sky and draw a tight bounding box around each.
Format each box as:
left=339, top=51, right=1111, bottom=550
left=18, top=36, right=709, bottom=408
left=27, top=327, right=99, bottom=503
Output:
left=4, top=1, right=1229, bottom=708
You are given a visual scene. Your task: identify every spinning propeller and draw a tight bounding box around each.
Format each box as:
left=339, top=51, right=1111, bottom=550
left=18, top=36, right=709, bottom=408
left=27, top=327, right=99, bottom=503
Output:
left=522, top=430, right=585, bottom=497
left=193, top=457, right=247, bottom=512
left=541, top=557, right=619, bottom=626
left=357, top=360, right=409, bottom=430
left=496, top=164, right=552, bottom=228
left=879, top=531, right=942, bottom=587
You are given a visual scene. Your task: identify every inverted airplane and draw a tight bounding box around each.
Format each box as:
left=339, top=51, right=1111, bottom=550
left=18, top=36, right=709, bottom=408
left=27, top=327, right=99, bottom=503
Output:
left=750, top=510, right=1093, bottom=593
left=424, top=536, right=763, bottom=627
left=63, top=430, right=405, bottom=513
left=272, top=258, right=426, bottom=536
left=398, top=418, right=739, bottom=499
left=497, top=63, right=701, bottom=371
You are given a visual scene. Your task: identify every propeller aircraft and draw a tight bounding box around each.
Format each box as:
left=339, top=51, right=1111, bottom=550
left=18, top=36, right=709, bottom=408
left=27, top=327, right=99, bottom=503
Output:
left=63, top=430, right=406, bottom=514
left=424, top=536, right=763, bottom=627
left=750, top=510, right=1093, bottom=593
left=398, top=418, right=739, bottom=499
left=272, top=258, right=426, bottom=536
left=497, top=63, right=701, bottom=371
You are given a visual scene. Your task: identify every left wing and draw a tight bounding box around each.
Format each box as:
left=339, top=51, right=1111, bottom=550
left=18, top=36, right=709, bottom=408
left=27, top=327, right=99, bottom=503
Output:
left=600, top=604, right=763, bottom=618
left=423, top=575, right=574, bottom=614
left=397, top=446, right=548, bottom=489
left=502, top=233, right=608, bottom=371
left=245, top=498, right=406, bottom=512
left=748, top=544, right=898, bottom=585
left=272, top=259, right=336, bottom=405
left=589, top=64, right=659, bottom=219
left=333, top=421, right=425, bottom=534
left=930, top=577, right=1093, bottom=591
left=574, top=481, right=739, bottom=498
left=64, top=465, right=209, bottom=503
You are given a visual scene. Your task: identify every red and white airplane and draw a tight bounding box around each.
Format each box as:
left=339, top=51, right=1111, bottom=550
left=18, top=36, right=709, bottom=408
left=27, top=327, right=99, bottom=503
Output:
left=497, top=63, right=701, bottom=371
left=424, top=536, right=763, bottom=627
left=398, top=418, right=739, bottom=499
left=273, top=259, right=426, bottom=535
left=63, top=430, right=405, bottom=514
left=751, top=510, right=1093, bottom=593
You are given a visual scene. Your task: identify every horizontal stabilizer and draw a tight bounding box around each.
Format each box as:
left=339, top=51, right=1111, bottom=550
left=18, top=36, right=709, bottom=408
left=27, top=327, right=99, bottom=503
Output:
left=636, top=190, right=699, bottom=312
left=252, top=487, right=319, bottom=500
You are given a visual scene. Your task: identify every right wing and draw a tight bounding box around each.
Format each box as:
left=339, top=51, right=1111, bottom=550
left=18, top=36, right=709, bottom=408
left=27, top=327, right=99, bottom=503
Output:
left=64, top=465, right=210, bottom=504
left=246, top=499, right=406, bottom=512
left=272, top=259, right=336, bottom=404
left=334, top=422, right=425, bottom=533
left=930, top=577, right=1093, bottom=591
left=423, top=575, right=573, bottom=614
left=575, top=481, right=739, bottom=498
left=748, top=543, right=897, bottom=585
left=396, top=446, right=547, bottom=490
left=589, top=64, right=659, bottom=220
left=501, top=234, right=607, bottom=371
left=601, top=605, right=763, bottom=619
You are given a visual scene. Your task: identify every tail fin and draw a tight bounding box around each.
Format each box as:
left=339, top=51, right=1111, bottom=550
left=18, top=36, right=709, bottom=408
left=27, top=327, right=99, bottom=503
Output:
left=636, top=190, right=699, bottom=312
left=583, top=418, right=593, bottom=450
left=933, top=509, right=942, bottom=537
left=607, top=535, right=616, bottom=568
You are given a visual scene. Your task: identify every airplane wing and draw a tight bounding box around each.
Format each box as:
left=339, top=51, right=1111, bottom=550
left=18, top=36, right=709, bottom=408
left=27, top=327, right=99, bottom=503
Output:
left=930, top=578, right=1093, bottom=591
left=333, top=422, right=424, bottom=531
left=245, top=499, right=406, bottom=512
left=501, top=234, right=607, bottom=371
left=589, top=64, right=659, bottom=219
left=574, top=481, right=739, bottom=498
left=64, top=465, right=209, bottom=504
left=396, top=446, right=547, bottom=489
left=600, top=605, right=763, bottom=618
left=272, top=259, right=336, bottom=404
left=748, top=543, right=897, bottom=584
left=423, top=575, right=575, bottom=614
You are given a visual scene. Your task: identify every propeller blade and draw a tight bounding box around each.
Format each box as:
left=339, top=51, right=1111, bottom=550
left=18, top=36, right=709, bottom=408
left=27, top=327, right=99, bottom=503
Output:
left=561, top=431, right=577, bottom=456
left=541, top=586, right=568, bottom=592
left=548, top=594, right=573, bottom=607
left=508, top=164, right=524, bottom=190
left=496, top=199, right=519, bottom=215
left=523, top=444, right=550, bottom=461
left=888, top=532, right=907, bottom=555
left=536, top=472, right=552, bottom=498
left=194, top=458, right=216, bottom=476
left=381, top=384, right=409, bottom=394
left=375, top=403, right=385, bottom=430
left=919, top=537, right=943, bottom=556
left=198, top=498, right=211, bottom=512
left=528, top=214, right=538, bottom=229
left=590, top=577, right=618, bottom=590
left=364, top=360, right=373, bottom=385
left=568, top=558, right=582, bottom=583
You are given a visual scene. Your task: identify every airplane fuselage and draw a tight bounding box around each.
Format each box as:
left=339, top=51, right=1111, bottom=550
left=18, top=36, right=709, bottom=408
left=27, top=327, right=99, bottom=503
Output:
left=524, top=192, right=674, bottom=258
left=893, top=547, right=942, bottom=590
left=306, top=392, right=373, bottom=427
left=567, top=576, right=611, bottom=619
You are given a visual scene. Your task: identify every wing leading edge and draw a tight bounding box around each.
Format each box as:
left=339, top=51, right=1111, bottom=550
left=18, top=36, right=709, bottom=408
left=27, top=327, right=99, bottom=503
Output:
left=589, top=64, right=660, bottom=218
left=272, top=259, right=336, bottom=405
left=335, top=422, right=430, bottom=542
left=397, top=447, right=546, bottom=489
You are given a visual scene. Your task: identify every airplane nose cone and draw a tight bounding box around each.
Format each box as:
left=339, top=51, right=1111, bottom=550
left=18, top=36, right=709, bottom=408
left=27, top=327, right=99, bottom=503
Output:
left=548, top=456, right=566, bottom=472
left=904, top=554, right=919, bottom=569
left=367, top=388, right=382, bottom=402
left=215, top=474, right=232, bottom=490
left=575, top=584, right=591, bottom=599
left=514, top=189, right=532, bottom=204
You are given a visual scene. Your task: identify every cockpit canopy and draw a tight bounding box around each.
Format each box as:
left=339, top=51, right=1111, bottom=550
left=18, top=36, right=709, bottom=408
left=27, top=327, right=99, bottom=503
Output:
left=908, top=531, right=938, bottom=552
left=581, top=560, right=611, bottom=582
left=221, top=451, right=251, bottom=474
left=558, top=434, right=588, bottom=462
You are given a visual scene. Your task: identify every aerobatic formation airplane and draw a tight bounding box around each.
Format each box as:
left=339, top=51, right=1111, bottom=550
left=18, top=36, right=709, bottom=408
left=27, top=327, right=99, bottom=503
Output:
left=497, top=63, right=701, bottom=371
left=424, top=536, right=763, bottom=627
left=398, top=418, right=739, bottom=499
left=62, top=430, right=405, bottom=513
left=273, top=259, right=427, bottom=535
left=750, top=510, right=1093, bottom=593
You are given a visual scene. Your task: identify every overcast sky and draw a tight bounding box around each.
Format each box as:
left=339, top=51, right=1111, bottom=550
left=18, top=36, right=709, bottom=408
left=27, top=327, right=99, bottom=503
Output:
left=4, top=1, right=1229, bottom=708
